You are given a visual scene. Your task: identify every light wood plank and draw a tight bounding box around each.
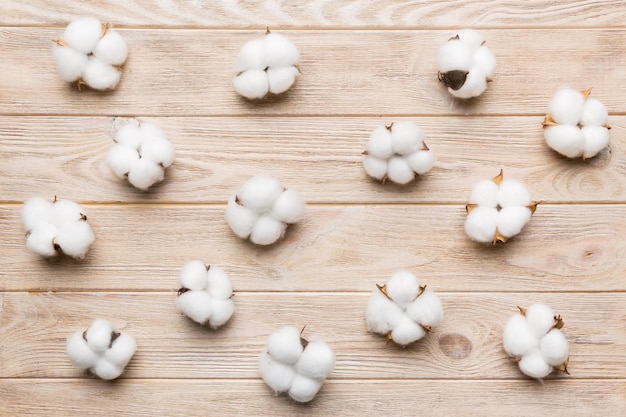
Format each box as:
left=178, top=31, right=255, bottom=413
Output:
left=1, top=292, right=624, bottom=379
left=1, top=379, right=624, bottom=417
left=2, top=29, right=626, bottom=116
left=2, top=0, right=626, bottom=28
left=1, top=116, right=623, bottom=204
left=2, top=205, right=625, bottom=292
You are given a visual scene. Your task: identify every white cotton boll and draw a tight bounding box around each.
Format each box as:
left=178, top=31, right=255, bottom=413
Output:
left=544, top=125, right=585, bottom=158
left=468, top=180, right=499, bottom=207
left=140, top=135, right=175, bottom=168
left=85, top=319, right=115, bottom=353
left=525, top=303, right=555, bottom=339
left=373, top=295, right=405, bottom=334
left=176, top=291, right=213, bottom=324
left=540, top=329, right=569, bottom=367
left=271, top=189, right=305, bottom=224
left=582, top=126, right=610, bottom=159
left=407, top=150, right=436, bottom=175
left=233, top=70, right=270, bottom=99
left=93, top=359, right=124, bottom=380
left=474, top=45, right=497, bottom=77
left=107, top=143, right=140, bottom=178
left=387, top=157, right=415, bottom=185
left=365, top=291, right=395, bottom=334
left=22, top=197, right=53, bottom=231
left=450, top=69, right=488, bottom=99
left=498, top=179, right=531, bottom=208
left=259, top=351, right=296, bottom=393
left=53, top=45, right=88, bottom=82
left=105, top=332, right=136, bottom=367
left=465, top=206, right=498, bottom=243
left=250, top=215, right=286, bottom=245
left=138, top=122, right=167, bottom=142
left=288, top=373, right=323, bottom=403
left=115, top=124, right=141, bottom=149
left=405, top=290, right=443, bottom=328
left=365, top=126, right=393, bottom=159
left=226, top=197, right=258, bottom=239
left=549, top=89, right=585, bottom=125
left=267, top=326, right=304, bottom=365
left=92, top=30, right=128, bottom=66
left=53, top=220, right=95, bottom=258
left=385, top=270, right=420, bottom=307
left=390, top=122, right=423, bottom=155
left=238, top=174, right=284, bottom=213
left=49, top=199, right=83, bottom=225
left=263, top=33, right=300, bottom=68
left=496, top=206, right=531, bottom=239
left=82, top=57, right=121, bottom=90
left=62, top=17, right=103, bottom=54
left=179, top=260, right=208, bottom=291
left=391, top=315, right=427, bottom=346
left=235, top=38, right=266, bottom=72
left=581, top=97, right=608, bottom=126
left=502, top=314, right=538, bottom=358
left=127, top=158, right=164, bottom=190
left=295, top=340, right=335, bottom=380
left=437, top=39, right=473, bottom=72
left=26, top=223, right=58, bottom=257
left=267, top=66, right=299, bottom=95
left=456, top=29, right=484, bottom=51
left=518, top=348, right=553, bottom=379
left=66, top=331, right=98, bottom=369
left=206, top=266, right=233, bottom=299
left=207, top=298, right=235, bottom=329
left=362, top=156, right=388, bottom=181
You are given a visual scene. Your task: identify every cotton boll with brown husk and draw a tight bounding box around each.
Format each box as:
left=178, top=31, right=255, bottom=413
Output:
left=502, top=304, right=570, bottom=380
left=226, top=174, right=305, bottom=245
left=465, top=170, right=538, bottom=244
left=260, top=326, right=335, bottom=403
left=233, top=30, right=300, bottom=99
left=107, top=119, right=175, bottom=190
left=22, top=196, right=95, bottom=258
left=176, top=261, right=234, bottom=329
left=437, top=29, right=496, bottom=99
left=543, top=88, right=611, bottom=159
left=53, top=17, right=128, bottom=90
left=362, top=122, right=436, bottom=185
left=66, top=318, right=136, bottom=380
left=366, top=270, right=443, bottom=347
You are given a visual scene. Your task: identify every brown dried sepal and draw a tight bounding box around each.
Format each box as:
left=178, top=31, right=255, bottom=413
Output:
left=554, top=357, right=570, bottom=375
left=542, top=113, right=558, bottom=127
left=465, top=203, right=477, bottom=214
left=492, top=169, right=504, bottom=185
left=376, top=284, right=391, bottom=300
left=235, top=195, right=243, bottom=205
left=177, top=287, right=190, bottom=296
left=553, top=315, right=564, bottom=330
left=438, top=70, right=469, bottom=91
left=492, top=230, right=508, bottom=245
left=109, top=331, right=121, bottom=348
left=517, top=305, right=527, bottom=316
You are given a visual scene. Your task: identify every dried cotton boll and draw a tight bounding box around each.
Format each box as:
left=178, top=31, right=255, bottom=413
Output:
left=53, top=45, right=88, bottom=82
left=294, top=339, right=335, bottom=380
left=61, top=17, right=103, bottom=54
left=405, top=290, right=443, bottom=328
left=66, top=331, right=99, bottom=369
left=362, top=122, right=436, bottom=185
left=266, top=325, right=304, bottom=365
left=234, top=30, right=300, bottom=99
left=206, top=266, right=233, bottom=299
left=502, top=314, right=538, bottom=358
left=176, top=291, right=213, bottom=324
left=437, top=29, right=495, bottom=99
left=365, top=291, right=400, bottom=334
left=525, top=303, right=555, bottom=339
left=543, top=88, right=611, bottom=159
left=106, top=144, right=140, bottom=178
left=391, top=315, right=427, bottom=347
left=539, top=329, right=569, bottom=367
left=226, top=175, right=305, bottom=245
left=518, top=348, right=553, bottom=379
left=104, top=332, right=137, bottom=368
left=288, top=374, right=324, bottom=403
left=465, top=170, right=538, bottom=244
left=127, top=159, right=164, bottom=190
left=385, top=270, right=420, bottom=307
left=26, top=223, right=58, bottom=257
left=92, top=30, right=128, bottom=66
left=21, top=197, right=53, bottom=231
left=53, top=220, right=95, bottom=259
left=260, top=351, right=297, bottom=393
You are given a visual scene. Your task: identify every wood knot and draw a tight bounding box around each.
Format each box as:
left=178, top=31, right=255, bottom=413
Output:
left=438, top=333, right=472, bottom=359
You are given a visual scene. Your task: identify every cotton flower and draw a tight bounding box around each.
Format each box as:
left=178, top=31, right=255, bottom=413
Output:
left=260, top=326, right=335, bottom=403
left=53, top=17, right=128, bottom=90
left=365, top=270, right=443, bottom=347
left=437, top=29, right=496, bottom=99
left=233, top=30, right=300, bottom=99
left=543, top=88, right=611, bottom=159
left=502, top=304, right=570, bottom=379
left=176, top=260, right=235, bottom=329
left=362, top=122, right=436, bottom=185
left=107, top=119, right=175, bottom=190
left=226, top=174, right=305, bottom=245
left=465, top=170, right=538, bottom=244
left=66, top=318, right=136, bottom=380
left=22, top=196, right=95, bottom=258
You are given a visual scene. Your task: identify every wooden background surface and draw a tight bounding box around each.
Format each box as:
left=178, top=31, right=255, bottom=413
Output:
left=1, top=1, right=625, bottom=416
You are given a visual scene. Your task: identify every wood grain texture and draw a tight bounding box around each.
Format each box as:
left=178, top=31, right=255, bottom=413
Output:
left=2, top=205, right=625, bottom=292
left=2, top=29, right=626, bottom=116
left=2, top=0, right=626, bottom=28
left=1, top=292, right=624, bottom=379
left=1, top=116, right=623, bottom=204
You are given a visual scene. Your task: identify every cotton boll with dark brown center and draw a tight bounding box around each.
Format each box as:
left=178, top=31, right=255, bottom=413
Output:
left=234, top=31, right=300, bottom=99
